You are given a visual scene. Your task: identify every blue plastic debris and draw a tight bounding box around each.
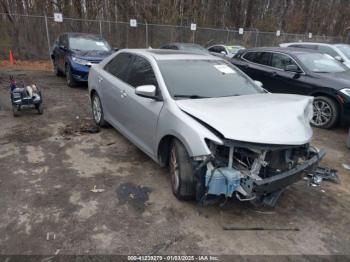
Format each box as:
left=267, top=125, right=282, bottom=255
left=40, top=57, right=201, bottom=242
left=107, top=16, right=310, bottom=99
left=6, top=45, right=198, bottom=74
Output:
left=205, top=167, right=241, bottom=197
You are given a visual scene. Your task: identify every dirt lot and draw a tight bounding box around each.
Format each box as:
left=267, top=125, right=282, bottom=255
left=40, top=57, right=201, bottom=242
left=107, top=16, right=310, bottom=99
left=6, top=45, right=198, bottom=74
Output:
left=0, top=66, right=350, bottom=256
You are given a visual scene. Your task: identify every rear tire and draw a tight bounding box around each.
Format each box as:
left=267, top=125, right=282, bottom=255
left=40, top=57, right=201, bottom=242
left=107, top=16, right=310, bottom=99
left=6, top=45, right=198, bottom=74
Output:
left=12, top=105, right=20, bottom=117
left=91, top=93, right=108, bottom=127
left=65, top=64, right=77, bottom=87
left=169, top=139, right=196, bottom=200
left=311, top=96, right=339, bottom=129
left=53, top=60, right=63, bottom=76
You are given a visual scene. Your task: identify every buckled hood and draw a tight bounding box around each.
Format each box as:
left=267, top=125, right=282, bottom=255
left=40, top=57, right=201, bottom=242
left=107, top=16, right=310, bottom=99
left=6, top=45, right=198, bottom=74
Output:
left=176, top=93, right=314, bottom=145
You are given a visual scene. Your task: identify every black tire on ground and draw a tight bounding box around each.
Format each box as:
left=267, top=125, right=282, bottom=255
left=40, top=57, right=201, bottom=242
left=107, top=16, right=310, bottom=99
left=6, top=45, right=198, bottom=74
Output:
left=311, top=96, right=339, bottom=129
left=36, top=103, right=44, bottom=114
left=91, top=93, right=108, bottom=127
left=12, top=105, right=20, bottom=117
left=65, top=64, right=77, bottom=87
left=53, top=60, right=63, bottom=76
left=169, top=139, right=196, bottom=200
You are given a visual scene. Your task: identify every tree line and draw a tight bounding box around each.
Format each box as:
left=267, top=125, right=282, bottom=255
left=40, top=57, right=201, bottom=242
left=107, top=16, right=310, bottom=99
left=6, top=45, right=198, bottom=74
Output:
left=1, top=0, right=349, bottom=36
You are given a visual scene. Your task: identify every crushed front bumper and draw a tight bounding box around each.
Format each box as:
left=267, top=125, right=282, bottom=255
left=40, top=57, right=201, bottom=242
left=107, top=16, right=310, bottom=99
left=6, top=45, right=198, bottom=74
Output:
left=241, top=149, right=326, bottom=196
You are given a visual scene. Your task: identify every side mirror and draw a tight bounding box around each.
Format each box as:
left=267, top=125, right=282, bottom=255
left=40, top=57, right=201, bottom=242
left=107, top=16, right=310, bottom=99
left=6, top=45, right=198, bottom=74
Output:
left=113, top=47, right=119, bottom=52
left=285, top=64, right=300, bottom=73
left=254, top=80, right=263, bottom=88
left=59, top=45, right=67, bottom=51
left=220, top=51, right=227, bottom=55
left=334, top=55, right=344, bottom=63
left=135, top=85, right=157, bottom=99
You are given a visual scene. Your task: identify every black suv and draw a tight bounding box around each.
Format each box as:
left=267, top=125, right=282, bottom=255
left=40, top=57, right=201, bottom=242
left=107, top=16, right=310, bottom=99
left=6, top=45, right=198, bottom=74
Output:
left=231, top=47, right=350, bottom=128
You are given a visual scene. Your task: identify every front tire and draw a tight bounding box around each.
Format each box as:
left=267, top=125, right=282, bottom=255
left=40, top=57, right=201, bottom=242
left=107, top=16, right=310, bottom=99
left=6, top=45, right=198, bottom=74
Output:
left=65, top=64, right=77, bottom=87
left=91, top=93, right=107, bottom=127
left=36, top=103, right=44, bottom=114
left=311, top=96, right=339, bottom=129
left=169, top=139, right=196, bottom=200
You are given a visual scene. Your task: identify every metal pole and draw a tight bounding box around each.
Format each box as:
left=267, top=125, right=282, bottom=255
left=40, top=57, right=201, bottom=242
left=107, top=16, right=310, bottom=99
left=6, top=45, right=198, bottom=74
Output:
left=99, top=20, right=102, bottom=37
left=192, top=30, right=195, bottom=43
left=255, top=28, right=259, bottom=47
left=44, top=14, right=51, bottom=59
left=145, top=21, right=148, bottom=48
left=226, top=27, right=229, bottom=44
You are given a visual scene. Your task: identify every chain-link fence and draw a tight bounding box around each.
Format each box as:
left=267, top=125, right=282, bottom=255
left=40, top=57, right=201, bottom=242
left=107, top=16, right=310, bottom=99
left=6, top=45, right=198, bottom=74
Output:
left=0, top=13, right=344, bottom=60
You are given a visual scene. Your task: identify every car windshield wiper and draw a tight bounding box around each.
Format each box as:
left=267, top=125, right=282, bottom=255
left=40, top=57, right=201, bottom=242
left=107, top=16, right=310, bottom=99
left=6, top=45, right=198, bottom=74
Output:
left=313, top=71, right=331, bottom=73
left=173, top=94, right=210, bottom=99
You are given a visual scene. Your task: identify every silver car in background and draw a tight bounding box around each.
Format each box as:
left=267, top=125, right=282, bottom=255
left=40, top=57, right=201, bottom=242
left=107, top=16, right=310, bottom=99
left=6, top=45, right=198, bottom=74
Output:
left=88, top=49, right=325, bottom=206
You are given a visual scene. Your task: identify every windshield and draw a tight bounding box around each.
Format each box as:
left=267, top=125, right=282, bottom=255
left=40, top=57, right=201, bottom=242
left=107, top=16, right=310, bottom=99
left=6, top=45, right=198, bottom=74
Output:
left=227, top=46, right=244, bottom=53
left=296, top=53, right=347, bottom=73
left=335, top=44, right=350, bottom=60
left=179, top=44, right=209, bottom=53
left=158, top=60, right=262, bottom=99
left=69, top=37, right=111, bottom=51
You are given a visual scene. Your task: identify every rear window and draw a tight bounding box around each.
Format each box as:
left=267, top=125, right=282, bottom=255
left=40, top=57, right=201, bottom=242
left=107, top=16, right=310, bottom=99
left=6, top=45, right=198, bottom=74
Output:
left=243, top=52, right=271, bottom=66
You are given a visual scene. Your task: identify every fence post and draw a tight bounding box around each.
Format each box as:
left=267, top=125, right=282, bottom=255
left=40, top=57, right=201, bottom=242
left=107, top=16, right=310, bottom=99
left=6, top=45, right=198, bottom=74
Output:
left=255, top=28, right=259, bottom=47
left=99, top=20, right=102, bottom=37
left=145, top=21, right=148, bottom=48
left=44, top=14, right=51, bottom=59
left=226, top=27, right=229, bottom=44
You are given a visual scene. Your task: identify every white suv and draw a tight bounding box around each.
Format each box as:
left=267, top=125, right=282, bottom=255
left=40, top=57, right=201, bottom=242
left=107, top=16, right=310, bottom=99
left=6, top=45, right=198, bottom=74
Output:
left=280, top=42, right=350, bottom=68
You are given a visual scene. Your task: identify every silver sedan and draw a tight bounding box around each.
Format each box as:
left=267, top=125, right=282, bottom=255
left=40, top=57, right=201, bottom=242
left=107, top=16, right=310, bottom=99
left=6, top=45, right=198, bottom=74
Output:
left=88, top=49, right=325, bottom=206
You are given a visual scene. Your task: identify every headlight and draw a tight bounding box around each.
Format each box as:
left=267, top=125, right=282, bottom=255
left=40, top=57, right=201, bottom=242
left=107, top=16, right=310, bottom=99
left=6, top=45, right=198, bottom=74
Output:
left=340, top=88, right=350, bottom=97
left=72, top=57, right=89, bottom=66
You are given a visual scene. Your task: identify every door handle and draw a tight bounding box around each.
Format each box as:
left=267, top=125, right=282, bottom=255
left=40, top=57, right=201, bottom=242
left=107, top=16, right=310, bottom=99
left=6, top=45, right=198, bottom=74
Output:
left=270, top=72, right=278, bottom=77
left=120, top=90, right=127, bottom=98
left=243, top=64, right=250, bottom=69
left=98, top=76, right=103, bottom=83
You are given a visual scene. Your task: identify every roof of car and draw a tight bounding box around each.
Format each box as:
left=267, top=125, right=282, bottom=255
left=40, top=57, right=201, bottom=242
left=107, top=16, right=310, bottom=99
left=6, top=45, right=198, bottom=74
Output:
left=163, top=42, right=202, bottom=47
left=281, top=42, right=336, bottom=46
left=123, top=49, right=220, bottom=61
left=65, top=32, right=102, bottom=39
left=242, top=47, right=320, bottom=55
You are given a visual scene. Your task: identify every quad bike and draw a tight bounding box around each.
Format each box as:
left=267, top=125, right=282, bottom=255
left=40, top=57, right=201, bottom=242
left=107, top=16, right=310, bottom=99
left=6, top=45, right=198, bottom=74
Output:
left=9, top=76, right=43, bottom=117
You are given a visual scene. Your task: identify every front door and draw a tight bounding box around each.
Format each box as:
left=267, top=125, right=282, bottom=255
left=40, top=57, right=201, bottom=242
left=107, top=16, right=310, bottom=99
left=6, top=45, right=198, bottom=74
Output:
left=268, top=52, right=305, bottom=94
left=120, top=54, right=164, bottom=157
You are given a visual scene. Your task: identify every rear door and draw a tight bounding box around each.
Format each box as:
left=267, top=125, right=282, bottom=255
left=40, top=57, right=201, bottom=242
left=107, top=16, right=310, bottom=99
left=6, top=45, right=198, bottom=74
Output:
left=120, top=54, right=164, bottom=156
left=239, top=51, right=273, bottom=85
left=99, top=53, right=133, bottom=128
left=57, top=34, right=68, bottom=71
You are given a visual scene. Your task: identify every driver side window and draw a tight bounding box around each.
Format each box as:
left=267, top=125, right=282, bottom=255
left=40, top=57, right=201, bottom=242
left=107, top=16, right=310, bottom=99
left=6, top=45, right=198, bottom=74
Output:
left=126, top=55, right=158, bottom=89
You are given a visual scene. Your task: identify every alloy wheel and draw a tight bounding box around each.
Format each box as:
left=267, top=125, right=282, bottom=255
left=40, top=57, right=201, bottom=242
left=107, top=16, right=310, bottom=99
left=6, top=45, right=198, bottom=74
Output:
left=170, top=145, right=180, bottom=193
left=92, top=95, right=102, bottom=124
left=311, top=99, right=332, bottom=127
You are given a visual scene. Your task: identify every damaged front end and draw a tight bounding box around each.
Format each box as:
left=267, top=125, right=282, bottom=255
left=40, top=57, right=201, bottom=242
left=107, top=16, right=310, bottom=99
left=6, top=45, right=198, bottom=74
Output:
left=194, top=139, right=326, bottom=206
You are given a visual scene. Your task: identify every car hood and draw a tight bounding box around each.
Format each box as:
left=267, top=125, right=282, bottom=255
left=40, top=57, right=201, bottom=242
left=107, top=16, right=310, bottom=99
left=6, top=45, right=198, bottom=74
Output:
left=176, top=94, right=314, bottom=145
left=72, top=50, right=113, bottom=61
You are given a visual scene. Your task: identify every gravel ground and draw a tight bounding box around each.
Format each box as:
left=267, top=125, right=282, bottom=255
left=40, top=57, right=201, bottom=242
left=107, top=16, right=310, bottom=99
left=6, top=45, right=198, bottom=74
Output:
left=0, top=67, right=350, bottom=256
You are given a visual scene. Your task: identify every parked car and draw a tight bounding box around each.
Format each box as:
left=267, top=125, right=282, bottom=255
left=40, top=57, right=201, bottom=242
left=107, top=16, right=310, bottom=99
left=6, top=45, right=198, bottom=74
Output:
left=159, top=42, right=209, bottom=54
left=280, top=42, right=350, bottom=68
left=88, top=49, right=325, bottom=206
left=208, top=44, right=245, bottom=58
left=51, top=33, right=114, bottom=87
left=231, top=47, right=350, bottom=129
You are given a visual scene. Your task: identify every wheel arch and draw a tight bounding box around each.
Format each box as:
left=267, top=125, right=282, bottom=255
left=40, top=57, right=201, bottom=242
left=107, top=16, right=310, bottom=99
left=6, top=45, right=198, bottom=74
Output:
left=309, top=91, right=342, bottom=111
left=157, top=134, right=193, bottom=167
